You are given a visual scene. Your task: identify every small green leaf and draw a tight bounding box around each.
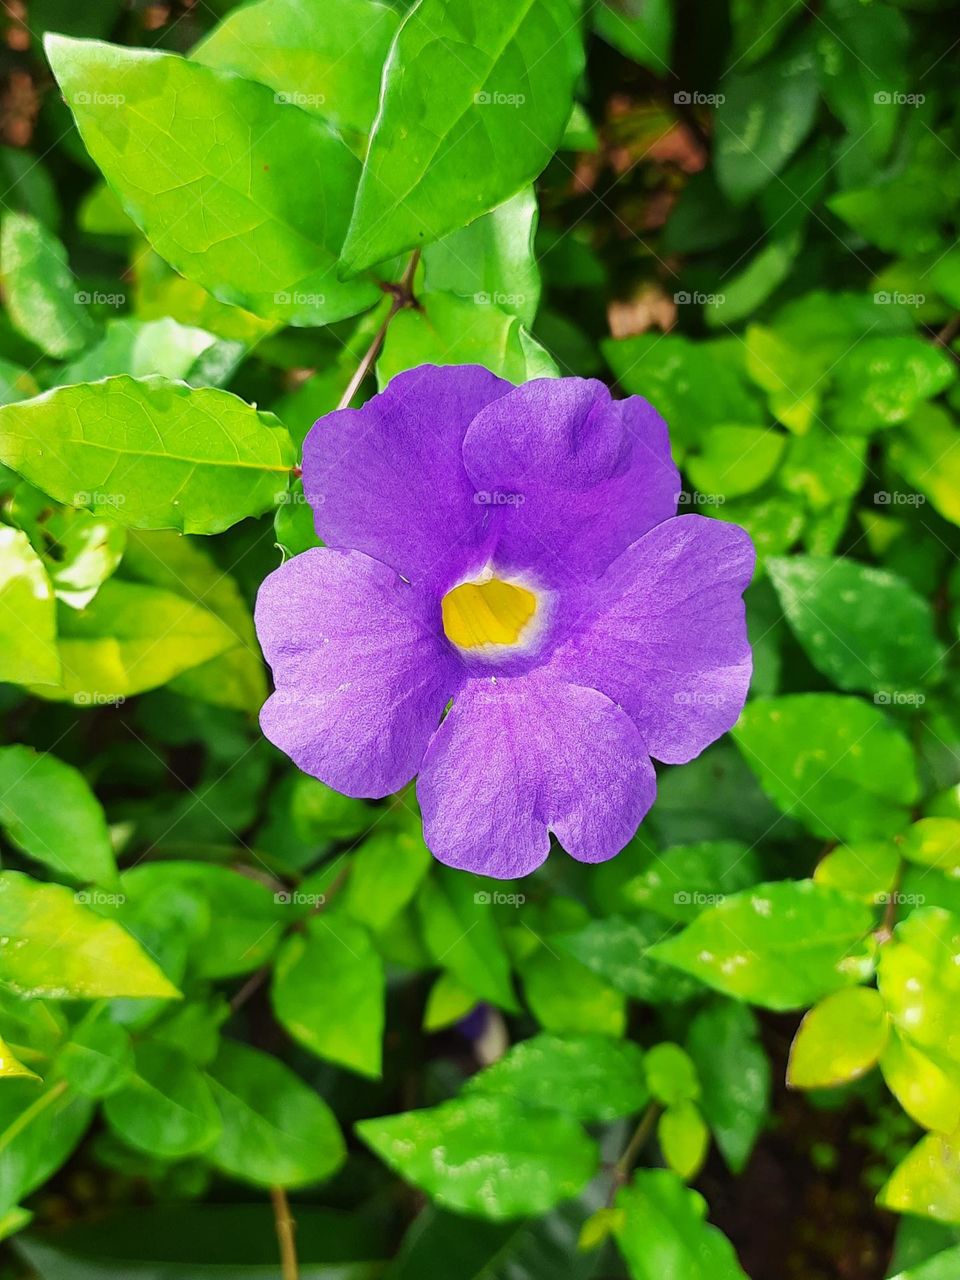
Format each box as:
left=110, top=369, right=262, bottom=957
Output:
left=686, top=426, right=785, bottom=499
left=827, top=338, right=955, bottom=434
left=878, top=908, right=960, bottom=1078
left=0, top=745, right=116, bottom=887
left=881, top=1131, right=960, bottom=1225
left=903, top=819, right=960, bottom=875
left=356, top=1093, right=599, bottom=1221
left=787, top=987, right=888, bottom=1088
left=46, top=36, right=381, bottom=326
left=0, top=376, right=295, bottom=535
left=649, top=880, right=875, bottom=1010
left=880, top=1029, right=960, bottom=1133
left=0, top=871, right=180, bottom=1000
left=890, top=406, right=960, bottom=528
left=0, top=527, right=59, bottom=686
left=814, top=841, right=900, bottom=904
left=0, top=1035, right=40, bottom=1082
left=468, top=1033, right=648, bottom=1122
left=206, top=1040, right=345, bottom=1188
left=520, top=949, right=627, bottom=1038
left=272, top=914, right=384, bottom=1078
left=658, top=1101, right=709, bottom=1181
left=0, top=212, right=97, bottom=357
left=418, top=871, right=518, bottom=1013
left=733, top=694, right=919, bottom=840
left=645, top=1043, right=700, bottom=1106
left=557, top=915, right=704, bottom=1004
left=611, top=839, right=761, bottom=922
left=767, top=556, right=945, bottom=695
left=592, top=0, right=672, bottom=72
left=687, top=1002, right=770, bottom=1174
left=613, top=1169, right=749, bottom=1280
left=422, top=972, right=477, bottom=1032
left=344, top=828, right=432, bottom=934
left=0, top=1079, right=93, bottom=1218
left=341, top=0, right=581, bottom=272
left=103, top=1041, right=221, bottom=1159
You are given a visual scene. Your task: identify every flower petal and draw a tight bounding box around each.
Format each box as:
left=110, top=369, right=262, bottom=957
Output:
left=555, top=514, right=755, bottom=765
left=302, top=364, right=514, bottom=590
left=462, top=377, right=679, bottom=586
left=418, top=668, right=657, bottom=879
left=256, top=548, right=460, bottom=797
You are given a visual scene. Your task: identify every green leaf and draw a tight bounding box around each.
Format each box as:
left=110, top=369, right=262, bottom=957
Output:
left=890, top=405, right=960, bottom=527
left=733, top=694, right=919, bottom=840
left=417, top=871, right=518, bottom=1012
left=0, top=745, right=116, bottom=887
left=767, top=556, right=945, bottom=695
left=658, top=1101, right=708, bottom=1181
left=880, top=1029, right=960, bottom=1133
left=827, top=338, right=955, bottom=434
left=602, top=334, right=763, bottom=450
left=813, top=840, right=900, bottom=904
left=0, top=1036, right=40, bottom=1082
left=608, top=839, right=761, bottom=923
left=422, top=972, right=477, bottom=1032
left=729, top=0, right=803, bottom=67
left=0, top=527, right=59, bottom=686
left=467, top=1033, right=648, bottom=1121
left=0, top=376, right=295, bottom=535
left=0, top=212, right=97, bottom=357
left=787, top=987, right=888, bottom=1088
left=520, top=948, right=627, bottom=1037
left=343, top=828, right=432, bottom=933
left=687, top=1002, right=770, bottom=1174
left=0, top=1079, right=93, bottom=1217
left=60, top=317, right=237, bottom=388
left=592, top=0, right=672, bottom=72
left=120, top=862, right=284, bottom=980
left=206, top=1040, right=345, bottom=1188
left=903, top=819, right=960, bottom=874
left=420, top=188, right=541, bottom=328
left=648, top=880, right=875, bottom=1010
left=686, top=426, right=785, bottom=499
left=878, top=908, right=960, bottom=1079
left=32, top=577, right=238, bottom=703
left=191, top=0, right=400, bottom=135
left=889, top=1246, right=960, bottom=1280
left=46, top=36, right=381, bottom=326
left=715, top=32, right=818, bottom=205
left=41, top=508, right=126, bottom=610
left=59, top=1017, right=133, bottom=1099
left=103, top=1041, right=221, bottom=1159
left=881, top=1131, right=960, bottom=1225
left=356, top=1093, right=598, bottom=1221
left=645, top=1042, right=700, bottom=1106
left=272, top=914, right=384, bottom=1078
left=0, top=871, right=180, bottom=1000
left=557, top=914, right=704, bottom=1004
left=341, top=0, right=582, bottom=272
left=379, top=292, right=557, bottom=385
left=613, top=1169, right=749, bottom=1280
left=121, top=529, right=266, bottom=713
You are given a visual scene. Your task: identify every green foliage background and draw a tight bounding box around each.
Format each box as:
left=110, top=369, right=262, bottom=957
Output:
left=1, top=0, right=960, bottom=1276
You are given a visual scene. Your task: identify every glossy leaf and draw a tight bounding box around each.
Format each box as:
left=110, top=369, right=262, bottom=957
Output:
left=0, top=527, right=58, bottom=686
left=881, top=1131, right=960, bottom=1225
left=687, top=1002, right=770, bottom=1173
left=613, top=1169, right=749, bottom=1280
left=103, top=1041, right=221, bottom=1159
left=0, top=212, right=97, bottom=358
left=787, top=987, right=888, bottom=1088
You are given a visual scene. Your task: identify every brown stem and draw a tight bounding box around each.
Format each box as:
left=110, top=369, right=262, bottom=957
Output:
left=933, top=312, right=960, bottom=349
left=607, top=1102, right=661, bottom=1204
left=335, top=249, right=421, bottom=412
left=270, top=1186, right=299, bottom=1280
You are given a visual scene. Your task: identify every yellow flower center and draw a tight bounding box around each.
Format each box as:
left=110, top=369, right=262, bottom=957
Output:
left=441, top=577, right=538, bottom=650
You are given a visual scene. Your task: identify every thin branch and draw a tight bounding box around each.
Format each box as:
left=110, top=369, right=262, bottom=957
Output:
left=335, top=249, right=421, bottom=412
left=270, top=1185, right=299, bottom=1280
left=607, top=1102, right=661, bottom=1204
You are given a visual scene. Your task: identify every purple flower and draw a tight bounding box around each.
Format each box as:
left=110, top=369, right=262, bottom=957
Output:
left=255, top=366, right=754, bottom=879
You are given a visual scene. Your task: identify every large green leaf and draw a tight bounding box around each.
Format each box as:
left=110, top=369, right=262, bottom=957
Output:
left=206, top=1040, right=345, bottom=1188
left=0, top=212, right=97, bottom=358
left=733, top=694, right=919, bottom=839
left=787, top=987, right=889, bottom=1088
left=881, top=1131, right=960, bottom=1225
left=592, top=0, right=672, bottom=72
left=32, top=578, right=238, bottom=703
left=0, top=745, right=116, bottom=886
left=0, top=527, right=59, bottom=686
left=0, top=376, right=295, bottom=535
left=648, top=880, right=875, bottom=1010
left=467, top=1033, right=648, bottom=1121
left=45, top=36, right=381, bottom=325
left=890, top=405, right=960, bottom=527
left=356, top=1093, right=598, bottom=1220
left=557, top=915, right=703, bottom=1004
left=340, top=0, right=582, bottom=272
left=767, top=555, right=945, bottom=694
left=613, top=1169, right=749, bottom=1280
left=827, top=338, right=955, bottom=434
left=715, top=32, right=818, bottom=204
left=0, top=871, right=179, bottom=1000
left=687, top=1002, right=769, bottom=1174
left=0, top=1078, right=93, bottom=1217
left=272, top=914, right=384, bottom=1078
left=417, top=871, right=518, bottom=1012
left=192, top=0, right=399, bottom=135
left=879, top=908, right=960, bottom=1079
